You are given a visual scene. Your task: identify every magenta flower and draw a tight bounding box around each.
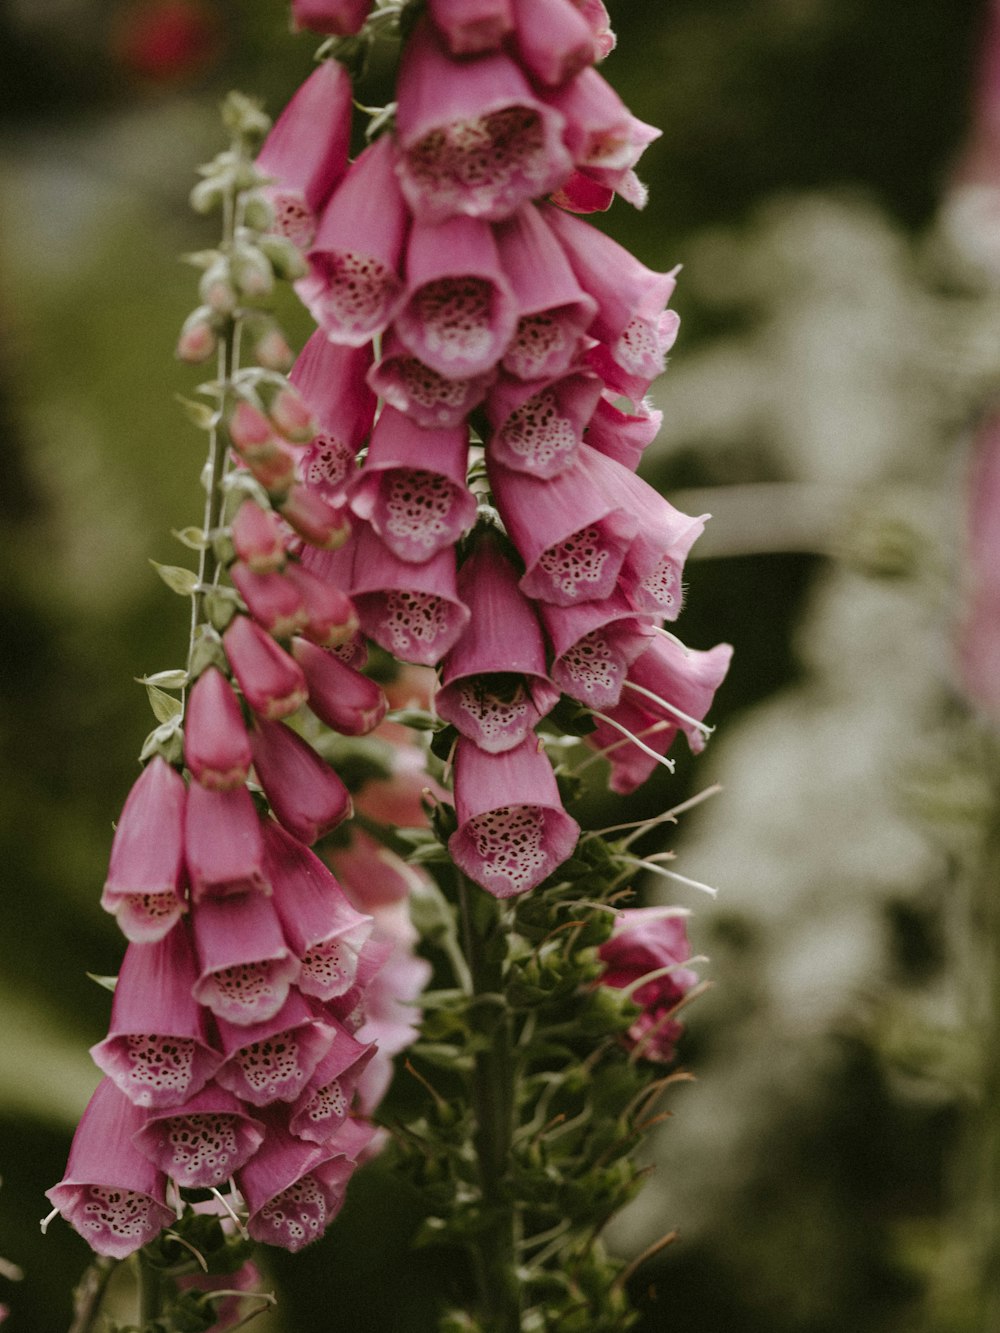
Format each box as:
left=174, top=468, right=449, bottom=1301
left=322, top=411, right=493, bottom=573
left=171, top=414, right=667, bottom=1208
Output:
left=215, top=990, right=337, bottom=1107
left=255, top=61, right=352, bottom=249
left=325, top=827, right=431, bottom=909
left=223, top=615, right=308, bottom=720
left=349, top=408, right=476, bottom=563
left=598, top=907, right=699, bottom=1062
left=541, top=590, right=655, bottom=709
left=448, top=736, right=580, bottom=897
left=573, top=0, right=616, bottom=59
left=427, top=0, right=513, bottom=54
left=394, top=20, right=573, bottom=223
left=184, top=668, right=252, bottom=792
left=509, top=0, right=597, bottom=88
left=349, top=523, right=472, bottom=665
left=131, top=1084, right=265, bottom=1188
left=299, top=135, right=409, bottom=345
left=232, top=499, right=287, bottom=573
left=90, top=925, right=223, bottom=1108
left=395, top=214, right=517, bottom=378
left=291, top=0, right=372, bottom=36
left=584, top=393, right=662, bottom=471
left=493, top=205, right=597, bottom=381
left=264, top=820, right=378, bottom=1002
left=191, top=891, right=299, bottom=1026
left=250, top=717, right=352, bottom=845
left=485, top=367, right=603, bottom=478
left=184, top=782, right=269, bottom=901
left=436, top=537, right=559, bottom=752
left=176, top=1260, right=264, bottom=1332
left=293, top=637, right=388, bottom=736
left=46, top=1079, right=174, bottom=1259
left=283, top=563, right=358, bottom=649
left=230, top=563, right=307, bottom=639
left=488, top=447, right=639, bottom=606
left=279, top=485, right=352, bottom=552
left=101, top=756, right=187, bottom=942
left=291, top=333, right=376, bottom=504
left=287, top=1029, right=377, bottom=1142
left=368, top=330, right=496, bottom=429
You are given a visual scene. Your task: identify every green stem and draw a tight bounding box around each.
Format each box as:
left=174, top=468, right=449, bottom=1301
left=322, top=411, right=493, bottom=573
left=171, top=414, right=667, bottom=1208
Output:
left=458, top=875, right=521, bottom=1333
left=137, top=1253, right=163, bottom=1328
left=67, top=1257, right=116, bottom=1333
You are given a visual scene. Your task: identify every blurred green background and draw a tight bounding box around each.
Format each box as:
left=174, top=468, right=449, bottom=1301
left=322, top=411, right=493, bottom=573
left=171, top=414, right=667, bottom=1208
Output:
left=1, top=1, right=997, bottom=1329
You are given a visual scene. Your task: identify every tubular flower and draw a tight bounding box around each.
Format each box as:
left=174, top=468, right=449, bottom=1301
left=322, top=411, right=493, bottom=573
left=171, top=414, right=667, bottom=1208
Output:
left=598, top=908, right=699, bottom=1062
left=100, top=756, right=187, bottom=942
left=131, top=1084, right=266, bottom=1188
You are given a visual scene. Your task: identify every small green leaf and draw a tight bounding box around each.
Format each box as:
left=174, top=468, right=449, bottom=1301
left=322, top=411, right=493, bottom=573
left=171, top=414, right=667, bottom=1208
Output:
left=147, top=683, right=184, bottom=724
left=388, top=708, right=443, bottom=732
left=203, top=586, right=241, bottom=632
left=139, top=719, right=184, bottom=765
left=138, top=669, right=188, bottom=690
left=150, top=560, right=199, bottom=597
left=86, top=972, right=118, bottom=993
left=175, top=394, right=218, bottom=431
left=173, top=526, right=208, bottom=551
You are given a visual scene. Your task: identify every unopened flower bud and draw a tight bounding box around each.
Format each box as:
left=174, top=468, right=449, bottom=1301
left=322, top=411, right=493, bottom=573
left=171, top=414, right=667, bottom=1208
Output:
left=199, top=259, right=238, bottom=315
left=231, top=242, right=274, bottom=303
left=190, top=174, right=228, bottom=214
left=223, top=614, right=308, bottom=720
left=230, top=562, right=307, bottom=638
left=184, top=666, right=253, bottom=791
left=252, top=326, right=294, bottom=372
left=246, top=440, right=299, bottom=494
left=176, top=307, right=218, bottom=364
left=228, top=401, right=274, bottom=457
left=284, top=563, right=358, bottom=647
left=278, top=484, right=350, bottom=549
left=232, top=499, right=287, bottom=572
left=269, top=387, right=316, bottom=443
left=242, top=192, right=275, bottom=232
left=258, top=232, right=309, bottom=281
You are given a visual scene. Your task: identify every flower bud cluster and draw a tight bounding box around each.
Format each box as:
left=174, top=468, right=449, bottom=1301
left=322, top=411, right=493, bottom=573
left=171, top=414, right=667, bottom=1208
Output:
left=249, top=0, right=731, bottom=905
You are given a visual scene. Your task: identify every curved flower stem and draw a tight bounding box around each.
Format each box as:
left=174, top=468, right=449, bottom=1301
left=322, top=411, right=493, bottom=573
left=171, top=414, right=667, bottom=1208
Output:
left=457, top=873, right=522, bottom=1333
left=67, top=1257, right=116, bottom=1333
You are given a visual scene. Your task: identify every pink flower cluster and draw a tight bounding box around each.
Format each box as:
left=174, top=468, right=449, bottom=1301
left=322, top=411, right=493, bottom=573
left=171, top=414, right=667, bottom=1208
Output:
left=598, top=907, right=700, bottom=1063
left=254, top=0, right=731, bottom=899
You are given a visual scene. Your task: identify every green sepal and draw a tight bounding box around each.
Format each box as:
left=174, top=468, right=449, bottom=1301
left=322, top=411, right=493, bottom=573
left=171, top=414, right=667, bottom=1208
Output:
left=429, top=723, right=458, bottom=761
left=188, top=625, right=229, bottom=680
left=172, top=526, right=209, bottom=551
left=139, top=719, right=184, bottom=766
left=430, top=799, right=458, bottom=843
left=145, top=684, right=184, bottom=725
left=548, top=694, right=599, bottom=737
left=203, top=586, right=241, bottom=633
left=86, top=972, right=118, bottom=993
left=175, top=396, right=218, bottom=434
left=150, top=560, right=199, bottom=597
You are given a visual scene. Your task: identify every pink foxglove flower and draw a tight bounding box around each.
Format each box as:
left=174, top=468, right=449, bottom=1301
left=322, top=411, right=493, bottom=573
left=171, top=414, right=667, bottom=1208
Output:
left=184, top=781, right=269, bottom=901
left=572, top=0, right=615, bottom=59
left=544, top=67, right=660, bottom=208
left=215, top=989, right=338, bottom=1107
left=255, top=61, right=353, bottom=249
left=232, top=499, right=287, bottom=572
left=598, top=907, right=699, bottom=1062
left=191, top=891, right=299, bottom=1026
left=46, top=1079, right=174, bottom=1259
left=101, top=756, right=187, bottom=942
left=291, top=332, right=375, bottom=504
left=283, top=563, right=358, bottom=648
left=223, top=615, right=308, bottom=720
left=485, top=367, right=604, bottom=478
left=541, top=590, right=655, bottom=709
left=493, top=204, right=597, bottom=381
left=184, top=667, right=253, bottom=791
left=90, top=925, right=223, bottom=1108
left=291, top=0, right=372, bottom=36
left=299, top=135, right=409, bottom=346
left=230, top=562, right=307, bottom=638
left=394, top=19, right=573, bottom=223
left=436, top=538, right=559, bottom=752
left=250, top=717, right=352, bottom=845
left=488, top=447, right=639, bottom=606
left=427, top=0, right=512, bottom=54
left=264, top=820, right=378, bottom=1001
left=549, top=169, right=614, bottom=214
left=131, top=1084, right=265, bottom=1188
left=509, top=0, right=597, bottom=88
left=448, top=736, right=580, bottom=897
left=368, top=330, right=496, bottom=430
left=279, top=485, right=352, bottom=551
left=293, top=637, right=388, bottom=736
left=585, top=635, right=732, bottom=794
left=288, top=1031, right=376, bottom=1142
left=348, top=408, right=476, bottom=563
left=395, top=215, right=517, bottom=379
left=583, top=393, right=662, bottom=471
left=349, top=523, right=472, bottom=665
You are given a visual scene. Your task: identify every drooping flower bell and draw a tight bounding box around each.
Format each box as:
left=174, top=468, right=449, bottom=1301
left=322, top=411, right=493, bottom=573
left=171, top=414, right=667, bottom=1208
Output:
left=190, top=890, right=300, bottom=1026
left=250, top=717, right=353, bottom=845
left=214, top=989, right=338, bottom=1108
left=184, top=781, right=269, bottom=901
left=131, top=1083, right=265, bottom=1189
left=100, top=756, right=187, bottom=942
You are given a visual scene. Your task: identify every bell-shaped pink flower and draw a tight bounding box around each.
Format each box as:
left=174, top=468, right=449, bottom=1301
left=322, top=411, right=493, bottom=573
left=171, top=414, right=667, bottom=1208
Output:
left=232, top=499, right=287, bottom=573
left=293, top=637, right=387, bottom=736
left=299, top=135, right=409, bottom=345
left=91, top=926, right=223, bottom=1108
left=287, top=1031, right=376, bottom=1142
left=184, top=667, right=252, bottom=792
left=291, top=332, right=375, bottom=503
left=368, top=330, right=496, bottom=430
left=485, top=367, right=603, bottom=478
left=131, top=1084, right=265, bottom=1188
left=395, top=215, right=517, bottom=378
left=325, top=827, right=431, bottom=909
left=349, top=408, right=476, bottom=563
left=184, top=782, right=269, bottom=901
left=46, top=1079, right=174, bottom=1259
left=585, top=635, right=732, bottom=793
left=191, top=892, right=300, bottom=1026
left=223, top=615, right=308, bottom=720
left=598, top=907, right=699, bottom=1062
left=230, top=563, right=307, bottom=638
left=448, top=736, right=580, bottom=897
left=436, top=538, right=559, bottom=752
left=573, top=0, right=615, bottom=59
left=394, top=19, right=573, bottom=223
left=587, top=307, right=681, bottom=404
left=541, top=590, right=655, bottom=709
left=215, top=990, right=337, bottom=1108
left=101, top=756, right=187, bottom=942
left=544, top=66, right=660, bottom=206
left=510, top=0, right=596, bottom=87
left=238, top=1115, right=372, bottom=1252
left=488, top=447, right=639, bottom=606
left=583, top=393, right=662, bottom=471
left=291, top=0, right=372, bottom=36
left=250, top=717, right=352, bottom=845
left=427, top=0, right=513, bottom=54
left=264, top=821, right=378, bottom=1002
left=255, top=61, right=353, bottom=250
left=350, top=523, right=471, bottom=665
left=283, top=563, right=358, bottom=648
left=493, top=205, right=597, bottom=381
